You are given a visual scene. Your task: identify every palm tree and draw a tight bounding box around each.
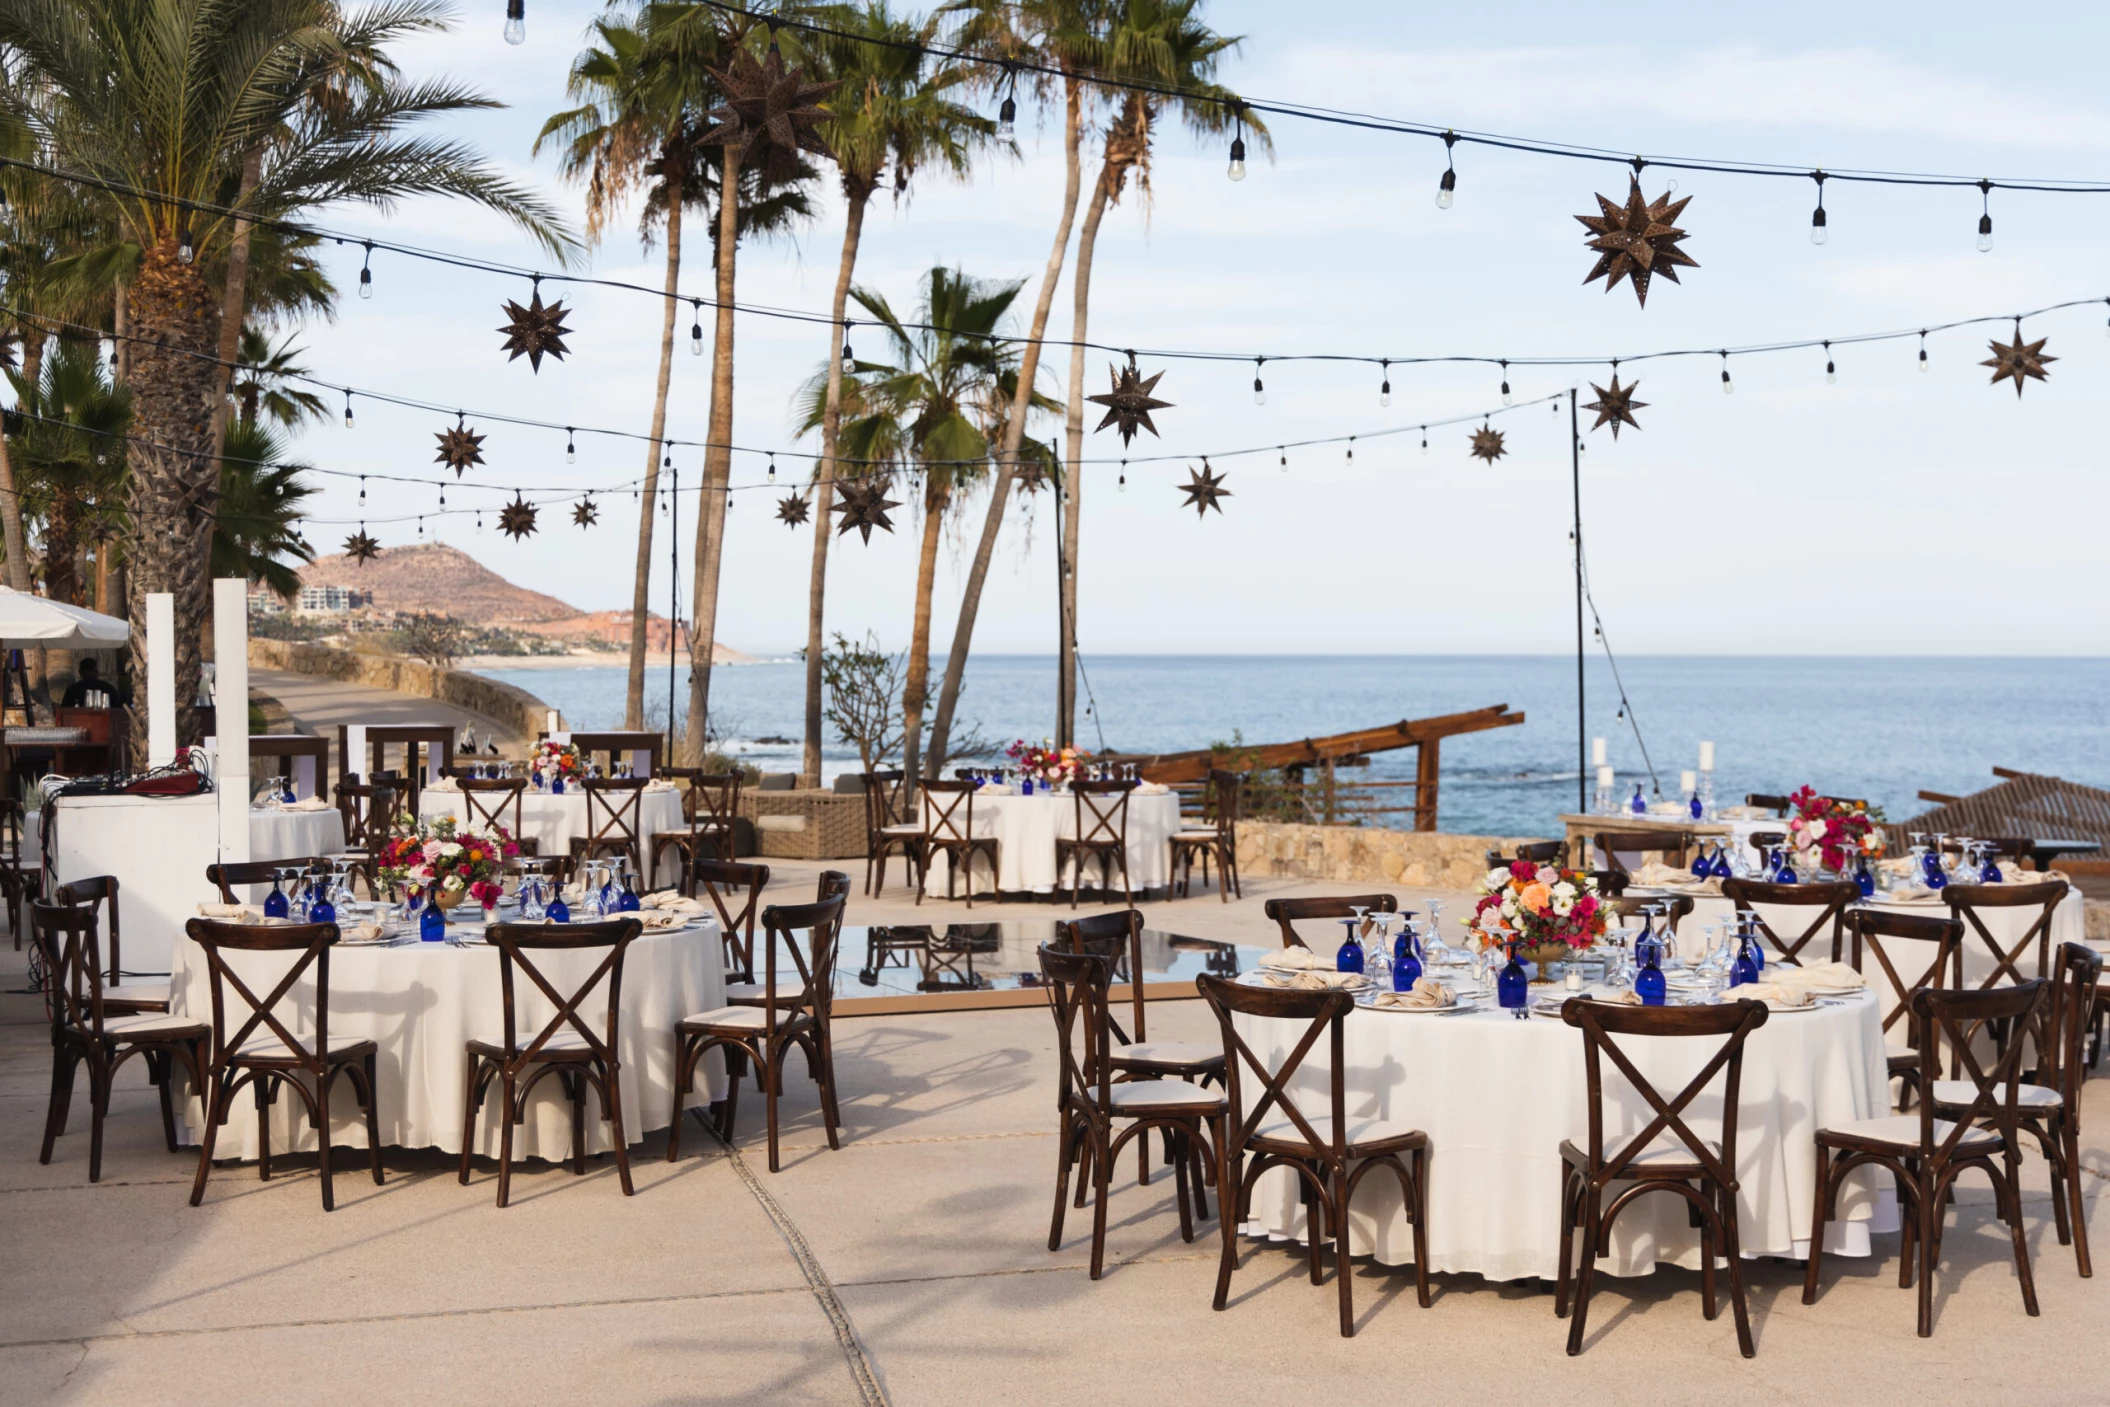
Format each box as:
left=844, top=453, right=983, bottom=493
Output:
left=797, top=2, right=998, bottom=786
left=229, top=325, right=327, bottom=428
left=0, top=0, right=572, bottom=757
left=538, top=8, right=722, bottom=732
left=214, top=418, right=316, bottom=601
left=800, top=267, right=1057, bottom=784
left=8, top=338, right=129, bottom=611
left=1055, top=0, right=1244, bottom=743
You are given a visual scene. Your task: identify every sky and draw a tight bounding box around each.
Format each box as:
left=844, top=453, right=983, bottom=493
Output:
left=284, top=0, right=2110, bottom=657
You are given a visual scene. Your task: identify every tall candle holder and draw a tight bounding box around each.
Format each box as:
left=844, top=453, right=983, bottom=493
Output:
left=1697, top=768, right=1716, bottom=819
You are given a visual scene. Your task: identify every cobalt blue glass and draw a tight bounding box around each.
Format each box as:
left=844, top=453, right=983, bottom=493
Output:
left=551, top=775, right=565, bottom=795
left=547, top=895, right=571, bottom=924
left=1633, top=940, right=1666, bottom=1006
left=1630, top=784, right=1647, bottom=816
left=1734, top=932, right=1762, bottom=986
left=309, top=893, right=336, bottom=926
left=1980, top=856, right=2003, bottom=883
left=262, top=873, right=290, bottom=920
left=1691, top=844, right=1712, bottom=878
left=1689, top=791, right=1704, bottom=821
left=618, top=874, right=642, bottom=912
left=1854, top=855, right=1876, bottom=897
left=420, top=902, right=445, bottom=942
left=1392, top=924, right=1422, bottom=992
left=1335, top=917, right=1364, bottom=976
left=1497, top=945, right=1528, bottom=1011
left=1770, top=849, right=1799, bottom=884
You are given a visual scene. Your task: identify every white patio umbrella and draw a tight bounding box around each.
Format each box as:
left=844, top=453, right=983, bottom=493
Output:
left=0, top=586, right=128, bottom=649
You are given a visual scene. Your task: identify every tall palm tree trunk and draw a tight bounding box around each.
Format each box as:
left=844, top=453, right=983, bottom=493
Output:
left=1058, top=153, right=1120, bottom=747
left=123, top=242, right=222, bottom=763
left=626, top=159, right=685, bottom=731
left=899, top=476, right=949, bottom=787
left=682, top=142, right=741, bottom=766
left=801, top=190, right=869, bottom=785
left=208, top=150, right=264, bottom=466
left=925, top=75, right=1084, bottom=773
left=0, top=365, right=29, bottom=595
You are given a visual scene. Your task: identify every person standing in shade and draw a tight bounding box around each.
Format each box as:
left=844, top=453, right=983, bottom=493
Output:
left=60, top=657, right=115, bottom=710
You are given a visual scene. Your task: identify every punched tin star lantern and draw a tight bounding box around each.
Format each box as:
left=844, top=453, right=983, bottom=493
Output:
left=699, top=44, right=841, bottom=184
left=833, top=477, right=899, bottom=543
left=1468, top=424, right=1507, bottom=463
left=498, top=494, right=539, bottom=540
left=342, top=530, right=382, bottom=564
left=775, top=493, right=811, bottom=527
left=498, top=289, right=573, bottom=372
left=1178, top=462, right=1230, bottom=518
left=1584, top=373, right=1648, bottom=438
left=1085, top=356, right=1172, bottom=446
left=435, top=421, right=486, bottom=477
left=571, top=497, right=599, bottom=529
left=1576, top=178, right=1698, bottom=308
left=1981, top=327, right=2056, bottom=397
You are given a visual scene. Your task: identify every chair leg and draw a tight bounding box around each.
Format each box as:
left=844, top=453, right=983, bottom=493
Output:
left=764, top=1044, right=783, bottom=1174
left=2002, top=1157, right=2040, bottom=1319
left=317, top=1068, right=335, bottom=1212
left=1566, top=1188, right=1601, bottom=1355
left=666, top=1037, right=690, bottom=1162
left=605, top=1060, right=635, bottom=1197
left=255, top=1074, right=273, bottom=1182
left=2064, top=1121, right=2092, bottom=1278
left=815, top=1026, right=842, bottom=1151
left=459, top=1055, right=482, bottom=1184
left=1722, top=1181, right=1755, bottom=1358
left=1555, top=1166, right=1578, bottom=1317
left=1049, top=1116, right=1079, bottom=1252
left=85, top=1056, right=109, bottom=1184
left=1332, top=1167, right=1355, bottom=1338
left=362, top=1055, right=383, bottom=1187
left=1801, top=1144, right=1831, bottom=1305
left=568, top=1069, right=587, bottom=1176
left=1410, top=1147, right=1431, bottom=1309
left=1212, top=1120, right=1238, bottom=1310
left=151, top=1050, right=180, bottom=1153
left=1088, top=1118, right=1112, bottom=1281
left=190, top=1070, right=227, bottom=1207
left=1698, top=1188, right=1719, bottom=1322
left=1172, top=1128, right=1196, bottom=1244
left=495, top=1073, right=517, bottom=1209
left=39, top=1044, right=77, bottom=1165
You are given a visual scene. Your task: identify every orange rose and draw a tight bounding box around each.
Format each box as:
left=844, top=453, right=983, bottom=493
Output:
left=1519, top=882, right=1552, bottom=911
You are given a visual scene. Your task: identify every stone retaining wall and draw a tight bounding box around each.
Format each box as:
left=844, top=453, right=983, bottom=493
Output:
left=1236, top=821, right=1546, bottom=891
left=247, top=638, right=556, bottom=745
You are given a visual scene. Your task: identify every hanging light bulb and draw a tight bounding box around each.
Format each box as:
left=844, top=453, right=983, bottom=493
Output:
left=1118, top=459, right=1126, bottom=492
left=997, top=65, right=1018, bottom=139
left=1918, top=331, right=1929, bottom=373
left=1379, top=359, right=1391, bottom=407
left=1435, top=132, right=1457, bottom=209
left=1278, top=447, right=1287, bottom=471
left=418, top=516, right=425, bottom=537
left=1976, top=179, right=1994, bottom=253
left=358, top=476, right=367, bottom=504
left=1226, top=101, right=1247, bottom=181
left=1809, top=171, right=1828, bottom=245
left=1252, top=357, right=1265, bottom=406
left=1719, top=351, right=1733, bottom=395
left=1499, top=360, right=1512, bottom=405
left=1823, top=340, right=1836, bottom=384
left=177, top=227, right=194, bottom=264
left=358, top=242, right=373, bottom=298
left=841, top=321, right=854, bottom=367
left=1345, top=436, right=1354, bottom=465
left=1420, top=426, right=1428, bottom=455
left=343, top=391, right=355, bottom=429
left=691, top=301, right=703, bottom=356
left=566, top=429, right=576, bottom=463
left=767, top=453, right=776, bottom=483
left=503, top=0, right=525, bottom=45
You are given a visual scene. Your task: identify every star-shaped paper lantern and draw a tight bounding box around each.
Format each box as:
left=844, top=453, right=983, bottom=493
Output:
left=1178, top=463, right=1229, bottom=519
left=1085, top=359, right=1172, bottom=446
left=498, top=494, right=539, bottom=541
left=434, top=423, right=485, bottom=477
left=701, top=45, right=841, bottom=184
left=1583, top=374, right=1648, bottom=438
left=342, top=530, right=381, bottom=564
left=571, top=497, right=599, bottom=529
left=775, top=493, right=810, bottom=527
left=834, top=477, right=899, bottom=543
left=1576, top=179, right=1698, bottom=308
left=498, top=289, right=573, bottom=372
left=1981, top=330, right=2055, bottom=397
left=1468, top=424, right=1507, bottom=464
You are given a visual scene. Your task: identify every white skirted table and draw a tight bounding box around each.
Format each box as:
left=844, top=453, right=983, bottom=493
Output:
left=418, top=785, right=688, bottom=889
left=921, top=789, right=1184, bottom=896
left=168, top=916, right=725, bottom=1159
left=1232, top=985, right=1894, bottom=1282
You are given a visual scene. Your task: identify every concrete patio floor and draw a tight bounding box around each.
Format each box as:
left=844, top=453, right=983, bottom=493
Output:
left=2, top=861, right=2103, bottom=1405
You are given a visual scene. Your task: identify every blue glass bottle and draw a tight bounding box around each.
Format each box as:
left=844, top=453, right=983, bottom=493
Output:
left=419, top=900, right=445, bottom=942
left=1689, top=790, right=1704, bottom=821
left=1392, top=918, right=1422, bottom=992
left=1853, top=854, right=1876, bottom=898
left=1497, top=943, right=1528, bottom=1012
left=262, top=870, right=290, bottom=920
left=1335, top=918, right=1364, bottom=976
left=1630, top=784, right=1647, bottom=816
left=1633, top=934, right=1667, bottom=1006
left=547, top=894, right=571, bottom=924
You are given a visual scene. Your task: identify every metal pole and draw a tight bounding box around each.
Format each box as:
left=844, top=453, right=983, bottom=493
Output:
left=668, top=465, right=679, bottom=767
left=1054, top=477, right=1069, bottom=749
left=1571, top=388, right=1586, bottom=815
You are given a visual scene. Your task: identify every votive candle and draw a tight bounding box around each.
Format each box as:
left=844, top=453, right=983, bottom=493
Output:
left=1591, top=737, right=1607, bottom=767
left=1698, top=740, right=1715, bottom=770
left=1596, top=765, right=1614, bottom=791
left=1681, top=769, right=1697, bottom=794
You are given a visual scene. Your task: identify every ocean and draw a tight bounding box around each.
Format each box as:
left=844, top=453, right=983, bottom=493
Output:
left=472, top=655, right=2110, bottom=840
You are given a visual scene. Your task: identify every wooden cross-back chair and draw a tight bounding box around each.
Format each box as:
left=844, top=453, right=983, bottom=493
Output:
left=1943, top=880, right=2067, bottom=1059
left=1602, top=892, right=1696, bottom=936
left=570, top=775, right=647, bottom=880
left=31, top=902, right=206, bottom=1183
left=559, top=730, right=662, bottom=777
left=1198, top=972, right=1430, bottom=1337
left=651, top=768, right=741, bottom=894
left=1805, top=979, right=2047, bottom=1338
left=458, top=917, right=643, bottom=1208
left=859, top=770, right=923, bottom=898
left=1261, top=894, right=1397, bottom=950
left=1931, top=941, right=2100, bottom=1279
left=1841, top=908, right=1963, bottom=1111
left=692, top=857, right=769, bottom=987
left=917, top=780, right=998, bottom=908
left=0, top=796, right=40, bottom=949
left=54, top=875, right=167, bottom=1010
left=1718, top=879, right=1859, bottom=967
left=1170, top=768, right=1244, bottom=902
left=458, top=777, right=533, bottom=854
left=339, top=724, right=454, bottom=811
left=1594, top=829, right=1693, bottom=874
left=204, top=856, right=332, bottom=905
left=1486, top=839, right=1565, bottom=869
left=335, top=781, right=400, bottom=895
left=183, top=917, right=383, bottom=1212
left=1040, top=945, right=1224, bottom=1281
left=1555, top=997, right=1770, bottom=1359
left=1057, top=780, right=1135, bottom=910
left=668, top=890, right=848, bottom=1173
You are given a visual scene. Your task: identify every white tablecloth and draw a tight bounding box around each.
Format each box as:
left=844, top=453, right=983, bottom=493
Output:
left=1232, top=986, right=1894, bottom=1283
left=419, top=787, right=687, bottom=889
left=922, top=790, right=1183, bottom=896
left=169, top=916, right=725, bottom=1159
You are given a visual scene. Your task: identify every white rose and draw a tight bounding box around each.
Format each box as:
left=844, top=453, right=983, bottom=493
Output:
left=1554, top=896, right=1574, bottom=916
left=1552, top=881, right=1577, bottom=900
left=442, top=873, right=466, bottom=891
left=1806, top=819, right=1826, bottom=841
left=1535, top=864, right=1559, bottom=884
left=1485, top=868, right=1511, bottom=890
left=439, top=841, right=463, bottom=857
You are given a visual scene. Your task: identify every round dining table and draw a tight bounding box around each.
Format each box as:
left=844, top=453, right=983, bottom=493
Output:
left=418, top=783, right=688, bottom=889
left=921, top=787, right=1185, bottom=896
left=167, top=912, right=726, bottom=1160
left=1231, top=976, right=1895, bottom=1283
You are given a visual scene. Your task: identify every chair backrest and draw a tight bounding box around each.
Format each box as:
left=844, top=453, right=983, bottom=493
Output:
left=677, top=771, right=743, bottom=834
left=2039, top=943, right=2104, bottom=1116
left=755, top=893, right=848, bottom=1027
left=481, top=918, right=642, bottom=1064
left=815, top=868, right=852, bottom=905
left=562, top=730, right=662, bottom=776
left=1039, top=943, right=1119, bottom=1113
left=1746, top=830, right=1787, bottom=857
left=1602, top=892, right=1695, bottom=935
left=183, top=917, right=342, bottom=1072
left=860, top=770, right=910, bottom=834
left=458, top=777, right=527, bottom=841
left=1562, top=997, right=1769, bottom=1190
left=1487, top=839, right=1565, bottom=869
left=920, top=780, right=977, bottom=843
left=692, top=857, right=770, bottom=980
left=1198, top=973, right=1355, bottom=1161
left=1718, top=879, right=1859, bottom=966
left=1744, top=793, right=1792, bottom=816
left=1205, top=769, right=1245, bottom=833
left=31, top=902, right=112, bottom=1038
left=581, top=776, right=648, bottom=854
left=1070, top=780, right=1132, bottom=848
left=1059, top=910, right=1146, bottom=1045
left=205, top=856, right=331, bottom=904
left=1841, top=908, right=1964, bottom=1049
left=1261, top=893, right=1397, bottom=949
left=1595, top=829, right=1691, bottom=873
left=337, top=781, right=400, bottom=852
left=0, top=796, right=26, bottom=871
left=1910, top=980, right=2047, bottom=1161
left=1943, top=880, right=2067, bottom=989
left=54, top=874, right=122, bottom=982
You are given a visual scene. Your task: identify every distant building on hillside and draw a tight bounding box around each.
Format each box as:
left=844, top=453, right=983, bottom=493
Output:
left=297, top=584, right=372, bottom=614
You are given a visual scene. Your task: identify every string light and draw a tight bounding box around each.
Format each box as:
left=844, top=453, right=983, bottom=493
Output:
left=566, top=427, right=576, bottom=462
left=1809, top=171, right=1828, bottom=245
left=343, top=390, right=355, bottom=428
left=1823, top=339, right=1836, bottom=383
left=1118, top=458, right=1126, bottom=491
left=358, top=476, right=367, bottom=503
left=1252, top=357, right=1265, bottom=405
left=1719, top=351, right=1733, bottom=394
left=1379, top=359, right=1391, bottom=407
left=767, top=452, right=776, bottom=482
left=418, top=516, right=425, bottom=537
left=841, top=321, right=854, bottom=366
left=1345, top=436, right=1354, bottom=465
left=1499, top=360, right=1512, bottom=404
left=1227, top=101, right=1247, bottom=182
left=1278, top=446, right=1286, bottom=470
left=1420, top=426, right=1428, bottom=454
left=691, top=301, right=704, bottom=355
left=1977, top=179, right=1994, bottom=253
left=358, top=241, right=373, bottom=298
left=997, top=62, right=1017, bottom=138
left=1918, top=330, right=1929, bottom=372
left=177, top=227, right=194, bottom=264
left=503, top=0, right=525, bottom=45
left=1435, top=131, right=1457, bottom=209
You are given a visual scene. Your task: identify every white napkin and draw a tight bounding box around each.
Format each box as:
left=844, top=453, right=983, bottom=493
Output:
left=1593, top=989, right=1644, bottom=1006
left=1740, top=980, right=1815, bottom=1009
left=340, top=922, right=387, bottom=942
left=197, top=902, right=263, bottom=922
left=1368, top=981, right=1455, bottom=1010
left=288, top=795, right=332, bottom=812
left=1259, top=947, right=1330, bottom=971
left=1134, top=781, right=1169, bottom=795
left=635, top=910, right=687, bottom=931
left=644, top=779, right=677, bottom=793
left=1632, top=860, right=1696, bottom=886
left=980, top=784, right=1014, bottom=796
left=642, top=891, right=708, bottom=914
left=1260, top=969, right=1363, bottom=991
left=427, top=775, right=461, bottom=793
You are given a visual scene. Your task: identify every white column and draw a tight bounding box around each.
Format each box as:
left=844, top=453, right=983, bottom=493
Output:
left=146, top=593, right=176, bottom=765
left=213, top=579, right=251, bottom=867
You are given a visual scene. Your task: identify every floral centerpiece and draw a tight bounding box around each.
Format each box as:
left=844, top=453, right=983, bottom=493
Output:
left=1785, top=786, right=1882, bottom=873
left=531, top=739, right=582, bottom=788
left=1467, top=860, right=1607, bottom=979
left=1005, top=737, right=1088, bottom=787
left=375, top=816, right=518, bottom=911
